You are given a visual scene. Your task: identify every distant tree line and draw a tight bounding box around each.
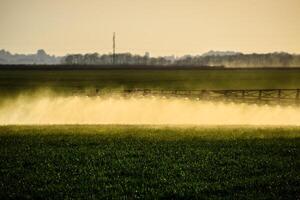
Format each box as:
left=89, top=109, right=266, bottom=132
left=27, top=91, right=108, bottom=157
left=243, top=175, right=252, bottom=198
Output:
left=62, top=53, right=173, bottom=66
left=61, top=52, right=300, bottom=67
left=0, top=49, right=61, bottom=65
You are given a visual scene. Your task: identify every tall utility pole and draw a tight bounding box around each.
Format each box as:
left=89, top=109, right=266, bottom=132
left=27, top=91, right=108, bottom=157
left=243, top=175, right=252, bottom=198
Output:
left=113, top=32, right=116, bottom=64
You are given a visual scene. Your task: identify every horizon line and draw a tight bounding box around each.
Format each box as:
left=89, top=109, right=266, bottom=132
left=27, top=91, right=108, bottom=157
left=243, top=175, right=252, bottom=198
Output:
left=1, top=49, right=300, bottom=57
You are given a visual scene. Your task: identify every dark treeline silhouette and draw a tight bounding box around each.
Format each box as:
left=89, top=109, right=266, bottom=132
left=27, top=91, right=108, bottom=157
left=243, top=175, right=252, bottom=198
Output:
left=63, top=53, right=173, bottom=66
left=62, top=52, right=300, bottom=67
left=1, top=49, right=300, bottom=67
left=0, top=49, right=61, bottom=65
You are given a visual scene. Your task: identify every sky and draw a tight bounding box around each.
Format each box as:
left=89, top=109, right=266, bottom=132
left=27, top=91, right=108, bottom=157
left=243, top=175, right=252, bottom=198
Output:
left=0, top=0, right=300, bottom=56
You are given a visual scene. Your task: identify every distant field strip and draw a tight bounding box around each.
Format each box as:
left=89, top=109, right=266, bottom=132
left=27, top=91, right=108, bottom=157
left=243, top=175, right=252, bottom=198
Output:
left=1, top=68, right=300, bottom=96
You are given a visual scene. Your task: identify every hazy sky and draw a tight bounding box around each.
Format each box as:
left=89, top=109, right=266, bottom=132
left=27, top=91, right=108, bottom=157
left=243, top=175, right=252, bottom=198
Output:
left=0, top=0, right=299, bottom=56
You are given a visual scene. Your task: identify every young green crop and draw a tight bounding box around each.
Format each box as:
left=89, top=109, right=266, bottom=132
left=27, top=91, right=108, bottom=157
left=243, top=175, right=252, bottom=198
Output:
left=0, top=125, right=299, bottom=199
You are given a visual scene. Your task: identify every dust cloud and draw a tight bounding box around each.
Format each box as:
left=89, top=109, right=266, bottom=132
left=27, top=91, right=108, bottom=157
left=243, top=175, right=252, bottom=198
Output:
left=0, top=91, right=299, bottom=125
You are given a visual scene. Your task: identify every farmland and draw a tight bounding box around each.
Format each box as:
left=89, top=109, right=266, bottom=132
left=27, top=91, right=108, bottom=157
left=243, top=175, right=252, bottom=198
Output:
left=0, top=125, right=299, bottom=199
left=0, top=67, right=300, bottom=198
left=1, top=68, right=300, bottom=97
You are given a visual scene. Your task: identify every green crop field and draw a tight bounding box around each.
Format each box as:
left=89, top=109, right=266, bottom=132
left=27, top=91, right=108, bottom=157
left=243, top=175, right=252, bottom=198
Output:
left=0, top=125, right=299, bottom=199
left=1, top=68, right=300, bottom=97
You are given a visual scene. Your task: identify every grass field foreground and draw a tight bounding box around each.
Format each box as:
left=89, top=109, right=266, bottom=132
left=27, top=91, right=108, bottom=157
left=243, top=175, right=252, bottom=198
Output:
left=0, top=125, right=299, bottom=199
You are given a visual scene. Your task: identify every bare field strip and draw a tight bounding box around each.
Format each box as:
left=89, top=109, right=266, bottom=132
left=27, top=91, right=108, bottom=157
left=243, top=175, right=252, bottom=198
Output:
left=1, top=68, right=300, bottom=97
